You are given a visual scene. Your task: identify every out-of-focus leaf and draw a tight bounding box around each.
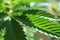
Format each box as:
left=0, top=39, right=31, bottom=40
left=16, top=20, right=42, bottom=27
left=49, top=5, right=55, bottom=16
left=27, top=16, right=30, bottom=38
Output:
left=22, top=0, right=46, bottom=3
left=0, top=0, right=5, bottom=12
left=10, top=11, right=22, bottom=17
left=0, top=27, right=6, bottom=40
left=0, top=0, right=2, bottom=3
left=12, top=0, right=21, bottom=5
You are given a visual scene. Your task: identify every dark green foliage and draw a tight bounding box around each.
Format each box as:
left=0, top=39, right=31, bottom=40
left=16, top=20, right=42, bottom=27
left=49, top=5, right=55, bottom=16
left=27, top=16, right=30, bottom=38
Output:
left=0, top=0, right=60, bottom=40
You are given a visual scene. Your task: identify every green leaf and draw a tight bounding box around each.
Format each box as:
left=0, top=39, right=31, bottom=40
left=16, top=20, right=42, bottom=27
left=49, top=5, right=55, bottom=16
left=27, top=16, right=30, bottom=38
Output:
left=3, top=18, right=26, bottom=40
left=25, top=10, right=60, bottom=37
left=0, top=15, right=26, bottom=40
left=3, top=20, right=17, bottom=40
left=11, top=18, right=26, bottom=40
